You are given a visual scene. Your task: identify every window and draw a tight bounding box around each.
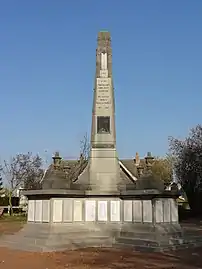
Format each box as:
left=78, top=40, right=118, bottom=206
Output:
left=97, top=116, right=110, bottom=134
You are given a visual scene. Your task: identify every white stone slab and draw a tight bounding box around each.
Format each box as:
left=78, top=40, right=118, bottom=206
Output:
left=155, top=199, right=163, bottom=223
left=110, top=200, right=120, bottom=222
left=42, top=200, right=50, bottom=222
left=124, top=200, right=133, bottom=222
left=143, top=200, right=152, bottom=223
left=73, top=200, right=82, bottom=221
left=28, top=200, right=35, bottom=222
left=170, top=199, right=178, bottom=222
left=35, top=200, right=42, bottom=222
left=163, top=199, right=171, bottom=223
left=85, top=200, right=96, bottom=221
left=133, top=200, right=142, bottom=222
left=98, top=201, right=108, bottom=221
left=63, top=199, right=73, bottom=222
left=53, top=199, right=63, bottom=223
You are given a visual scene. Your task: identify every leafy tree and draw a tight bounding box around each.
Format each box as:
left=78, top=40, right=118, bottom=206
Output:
left=150, top=156, right=173, bottom=185
left=0, top=152, right=43, bottom=214
left=169, top=124, right=202, bottom=215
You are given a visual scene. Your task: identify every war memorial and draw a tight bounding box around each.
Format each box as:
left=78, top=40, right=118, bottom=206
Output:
left=0, top=32, right=188, bottom=252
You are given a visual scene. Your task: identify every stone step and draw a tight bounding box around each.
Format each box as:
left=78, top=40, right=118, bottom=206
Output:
left=0, top=236, right=113, bottom=252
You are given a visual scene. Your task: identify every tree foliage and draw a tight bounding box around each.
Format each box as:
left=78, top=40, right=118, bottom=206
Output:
left=169, top=124, right=202, bottom=214
left=150, top=157, right=173, bottom=184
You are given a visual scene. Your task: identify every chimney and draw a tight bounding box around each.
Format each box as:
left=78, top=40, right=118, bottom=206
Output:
left=52, top=151, right=62, bottom=169
left=134, top=152, right=140, bottom=166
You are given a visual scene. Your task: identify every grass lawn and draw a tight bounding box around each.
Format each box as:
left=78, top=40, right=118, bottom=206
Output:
left=0, top=214, right=26, bottom=236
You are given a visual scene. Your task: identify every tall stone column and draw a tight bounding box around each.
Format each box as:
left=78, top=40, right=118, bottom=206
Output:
left=89, top=31, right=120, bottom=192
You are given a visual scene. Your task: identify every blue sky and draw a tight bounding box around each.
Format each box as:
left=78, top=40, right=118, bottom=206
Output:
left=0, top=0, right=202, bottom=164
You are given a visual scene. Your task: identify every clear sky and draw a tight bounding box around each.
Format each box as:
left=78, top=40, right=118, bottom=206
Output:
left=0, top=0, right=201, bottom=164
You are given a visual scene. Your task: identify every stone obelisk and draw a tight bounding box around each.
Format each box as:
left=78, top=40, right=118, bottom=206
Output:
left=89, top=31, right=120, bottom=192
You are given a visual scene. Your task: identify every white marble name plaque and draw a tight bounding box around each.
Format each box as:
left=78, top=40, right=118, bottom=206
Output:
left=74, top=200, right=82, bottom=221
left=143, top=200, right=152, bottom=223
left=42, top=200, right=50, bottom=222
left=110, top=200, right=120, bottom=222
left=155, top=199, right=163, bottom=223
left=170, top=199, right=178, bottom=222
left=98, top=201, right=108, bottom=221
left=163, top=199, right=171, bottom=223
left=53, top=199, right=63, bottom=223
left=63, top=199, right=73, bottom=222
left=35, top=200, right=42, bottom=222
left=28, top=200, right=35, bottom=222
left=133, top=200, right=142, bottom=222
left=85, top=200, right=96, bottom=221
left=124, top=200, right=133, bottom=222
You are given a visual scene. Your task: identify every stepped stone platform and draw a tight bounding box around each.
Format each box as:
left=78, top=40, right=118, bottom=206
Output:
left=1, top=222, right=202, bottom=252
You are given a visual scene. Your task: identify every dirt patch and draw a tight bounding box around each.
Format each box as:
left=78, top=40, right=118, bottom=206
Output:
left=0, top=247, right=202, bottom=269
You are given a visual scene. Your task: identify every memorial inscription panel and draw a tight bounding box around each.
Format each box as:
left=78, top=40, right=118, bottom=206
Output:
left=85, top=200, right=96, bottom=221
left=133, top=200, right=142, bottom=222
left=42, top=200, right=50, bottom=223
left=98, top=201, right=108, bottom=221
left=63, top=199, right=73, bottom=222
left=35, top=200, right=42, bottom=222
left=170, top=199, right=178, bottom=222
left=163, top=199, right=171, bottom=223
left=110, top=200, right=120, bottom=222
left=143, top=200, right=152, bottom=223
left=53, top=199, right=63, bottom=223
left=74, top=200, right=82, bottom=221
left=96, top=78, right=111, bottom=110
left=124, top=200, right=133, bottom=222
left=28, top=200, right=35, bottom=222
left=155, top=199, right=163, bottom=223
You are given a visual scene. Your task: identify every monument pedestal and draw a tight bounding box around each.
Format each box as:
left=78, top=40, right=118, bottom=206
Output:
left=0, top=189, right=189, bottom=252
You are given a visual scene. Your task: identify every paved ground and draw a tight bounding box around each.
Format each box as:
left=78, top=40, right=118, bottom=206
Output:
left=0, top=220, right=202, bottom=269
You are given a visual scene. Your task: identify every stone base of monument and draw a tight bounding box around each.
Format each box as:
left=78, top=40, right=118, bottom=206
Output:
left=1, top=191, right=202, bottom=252
left=1, top=222, right=202, bottom=252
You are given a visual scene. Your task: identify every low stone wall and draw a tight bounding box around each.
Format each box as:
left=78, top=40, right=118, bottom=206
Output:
left=27, top=198, right=178, bottom=224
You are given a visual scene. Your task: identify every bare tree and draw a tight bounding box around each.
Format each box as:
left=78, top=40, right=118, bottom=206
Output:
left=0, top=173, right=4, bottom=196
left=65, top=133, right=90, bottom=182
left=0, top=152, right=43, bottom=214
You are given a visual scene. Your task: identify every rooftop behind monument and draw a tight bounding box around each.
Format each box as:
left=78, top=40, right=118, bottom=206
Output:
left=0, top=31, right=196, bottom=252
